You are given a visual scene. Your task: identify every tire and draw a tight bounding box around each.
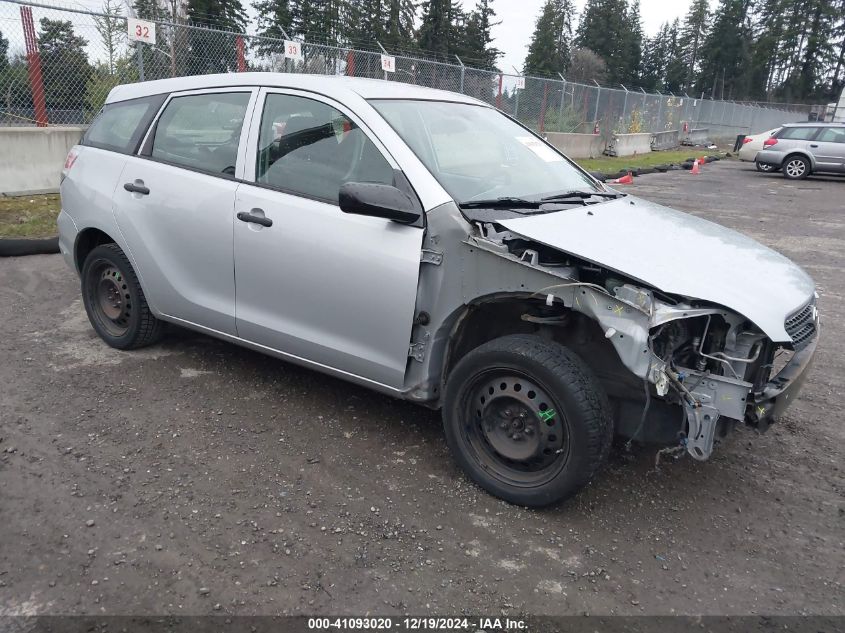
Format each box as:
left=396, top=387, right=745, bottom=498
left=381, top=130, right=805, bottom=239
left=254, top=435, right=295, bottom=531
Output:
left=81, top=243, right=164, bottom=350
left=442, top=334, right=613, bottom=507
left=782, top=155, right=810, bottom=180
left=755, top=161, right=776, bottom=173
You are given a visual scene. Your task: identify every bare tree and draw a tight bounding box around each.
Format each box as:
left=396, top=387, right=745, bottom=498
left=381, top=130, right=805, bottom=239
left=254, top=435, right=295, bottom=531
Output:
left=567, top=47, right=607, bottom=84
left=94, top=0, right=125, bottom=75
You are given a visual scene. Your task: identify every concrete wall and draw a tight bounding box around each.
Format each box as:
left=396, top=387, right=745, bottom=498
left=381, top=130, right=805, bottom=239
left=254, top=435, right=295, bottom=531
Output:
left=605, top=132, right=652, bottom=157
left=681, top=127, right=710, bottom=145
left=651, top=130, right=680, bottom=151
left=545, top=132, right=605, bottom=159
left=0, top=127, right=85, bottom=195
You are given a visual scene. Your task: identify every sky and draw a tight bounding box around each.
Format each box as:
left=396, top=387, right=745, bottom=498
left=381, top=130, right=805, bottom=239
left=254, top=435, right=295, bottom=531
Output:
left=492, top=0, right=697, bottom=75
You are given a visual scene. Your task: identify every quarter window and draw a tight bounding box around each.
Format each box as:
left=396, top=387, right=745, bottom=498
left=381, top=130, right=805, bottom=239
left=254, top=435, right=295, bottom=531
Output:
left=816, top=127, right=845, bottom=143
left=151, top=92, right=251, bottom=176
left=256, top=93, right=394, bottom=202
left=778, top=127, right=819, bottom=140
left=83, top=94, right=165, bottom=154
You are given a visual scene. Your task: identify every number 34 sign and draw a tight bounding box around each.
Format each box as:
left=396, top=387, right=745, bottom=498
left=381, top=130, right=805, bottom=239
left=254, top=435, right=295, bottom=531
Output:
left=127, top=18, right=156, bottom=45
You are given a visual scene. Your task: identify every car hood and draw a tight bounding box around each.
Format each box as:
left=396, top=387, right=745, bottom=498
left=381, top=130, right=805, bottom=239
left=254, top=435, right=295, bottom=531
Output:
left=499, top=195, right=814, bottom=342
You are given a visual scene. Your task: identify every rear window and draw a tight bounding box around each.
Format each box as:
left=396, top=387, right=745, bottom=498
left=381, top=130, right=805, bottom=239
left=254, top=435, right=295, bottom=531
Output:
left=777, top=127, right=818, bottom=140
left=82, top=94, right=166, bottom=154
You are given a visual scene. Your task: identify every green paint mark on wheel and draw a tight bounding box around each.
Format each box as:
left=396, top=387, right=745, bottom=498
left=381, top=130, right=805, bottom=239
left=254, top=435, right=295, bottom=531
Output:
left=538, top=408, right=556, bottom=422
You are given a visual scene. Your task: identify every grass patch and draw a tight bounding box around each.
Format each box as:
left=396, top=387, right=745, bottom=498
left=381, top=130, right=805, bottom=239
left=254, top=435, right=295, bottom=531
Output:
left=575, top=149, right=720, bottom=173
left=0, top=194, right=61, bottom=238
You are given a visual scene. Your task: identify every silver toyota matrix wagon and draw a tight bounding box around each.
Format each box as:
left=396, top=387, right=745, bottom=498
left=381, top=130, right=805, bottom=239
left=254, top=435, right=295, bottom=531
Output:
left=58, top=73, right=820, bottom=506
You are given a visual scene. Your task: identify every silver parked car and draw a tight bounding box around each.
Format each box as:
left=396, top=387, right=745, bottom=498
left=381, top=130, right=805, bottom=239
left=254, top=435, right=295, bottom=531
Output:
left=755, top=122, right=845, bottom=179
left=59, top=74, right=820, bottom=507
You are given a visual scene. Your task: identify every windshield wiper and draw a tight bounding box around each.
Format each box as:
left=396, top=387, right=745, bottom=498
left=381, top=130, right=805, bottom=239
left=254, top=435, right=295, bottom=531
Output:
left=540, top=190, right=624, bottom=202
left=459, top=196, right=585, bottom=210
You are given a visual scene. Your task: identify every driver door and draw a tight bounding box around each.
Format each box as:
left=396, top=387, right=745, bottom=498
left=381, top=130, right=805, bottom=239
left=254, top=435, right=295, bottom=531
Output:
left=233, top=89, right=424, bottom=389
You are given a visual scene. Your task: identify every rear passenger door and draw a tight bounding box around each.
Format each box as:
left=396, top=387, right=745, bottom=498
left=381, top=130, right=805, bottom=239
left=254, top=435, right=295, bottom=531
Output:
left=810, top=127, right=845, bottom=172
left=113, top=88, right=257, bottom=335
left=233, top=89, right=424, bottom=389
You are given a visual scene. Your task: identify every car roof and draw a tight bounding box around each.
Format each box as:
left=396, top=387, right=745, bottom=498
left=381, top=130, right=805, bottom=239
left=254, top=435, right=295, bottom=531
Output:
left=107, top=72, right=488, bottom=107
left=782, top=121, right=843, bottom=127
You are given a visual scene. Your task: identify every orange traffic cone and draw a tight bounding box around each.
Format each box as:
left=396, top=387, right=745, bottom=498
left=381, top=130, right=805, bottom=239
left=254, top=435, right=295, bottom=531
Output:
left=611, top=171, right=634, bottom=184
left=690, top=159, right=700, bottom=175
left=699, top=155, right=708, bottom=165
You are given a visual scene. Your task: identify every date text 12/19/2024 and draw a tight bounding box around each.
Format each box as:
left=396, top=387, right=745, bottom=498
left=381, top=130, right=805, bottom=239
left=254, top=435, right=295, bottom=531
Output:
left=308, top=617, right=528, bottom=630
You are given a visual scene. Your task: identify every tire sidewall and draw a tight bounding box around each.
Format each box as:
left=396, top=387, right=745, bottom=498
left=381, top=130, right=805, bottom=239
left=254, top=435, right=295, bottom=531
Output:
left=443, top=342, right=607, bottom=507
left=81, top=245, right=145, bottom=349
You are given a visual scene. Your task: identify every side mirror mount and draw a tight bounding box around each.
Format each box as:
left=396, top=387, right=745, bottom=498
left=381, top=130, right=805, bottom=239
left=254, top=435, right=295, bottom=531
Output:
left=339, top=182, right=421, bottom=225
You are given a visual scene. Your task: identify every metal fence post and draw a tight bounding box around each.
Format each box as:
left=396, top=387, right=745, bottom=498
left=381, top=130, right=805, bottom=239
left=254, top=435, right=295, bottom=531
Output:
left=455, top=55, right=465, bottom=94
left=592, top=80, right=600, bottom=129
left=496, top=73, right=503, bottom=109
left=620, top=85, right=629, bottom=133
left=20, top=4, right=47, bottom=126
left=136, top=41, right=145, bottom=82
left=557, top=73, right=566, bottom=132
left=656, top=91, right=663, bottom=132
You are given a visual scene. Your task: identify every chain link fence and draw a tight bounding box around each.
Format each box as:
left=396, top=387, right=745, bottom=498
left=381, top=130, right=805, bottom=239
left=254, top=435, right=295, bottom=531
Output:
left=1, top=0, right=815, bottom=141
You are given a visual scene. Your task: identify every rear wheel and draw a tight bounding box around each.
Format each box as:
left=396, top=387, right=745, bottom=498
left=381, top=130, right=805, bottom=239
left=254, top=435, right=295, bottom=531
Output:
left=442, top=335, right=613, bottom=507
left=782, top=155, right=810, bottom=180
left=81, top=243, right=163, bottom=350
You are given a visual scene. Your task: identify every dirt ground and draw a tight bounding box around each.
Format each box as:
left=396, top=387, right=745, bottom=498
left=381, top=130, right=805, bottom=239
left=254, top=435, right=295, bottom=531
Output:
left=1, top=160, right=843, bottom=617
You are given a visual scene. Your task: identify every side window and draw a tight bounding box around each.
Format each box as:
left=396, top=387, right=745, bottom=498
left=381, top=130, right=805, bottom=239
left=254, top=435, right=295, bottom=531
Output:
left=256, top=93, right=394, bottom=202
left=82, top=94, right=165, bottom=154
left=816, top=127, right=845, bottom=143
left=151, top=92, right=251, bottom=177
left=778, top=127, right=818, bottom=141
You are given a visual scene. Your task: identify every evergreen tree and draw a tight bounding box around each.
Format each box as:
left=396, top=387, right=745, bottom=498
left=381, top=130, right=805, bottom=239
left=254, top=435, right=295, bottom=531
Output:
left=382, top=0, right=418, bottom=51
left=418, top=0, right=453, bottom=60
left=253, top=0, right=293, bottom=57
left=663, top=18, right=686, bottom=92
left=0, top=29, right=9, bottom=71
left=639, top=21, right=671, bottom=91
left=523, top=0, right=565, bottom=76
left=697, top=0, right=753, bottom=99
left=37, top=18, right=93, bottom=113
left=619, top=0, right=642, bottom=85
left=186, top=0, right=248, bottom=73
left=677, top=0, right=708, bottom=92
left=575, top=0, right=628, bottom=83
left=461, top=0, right=500, bottom=68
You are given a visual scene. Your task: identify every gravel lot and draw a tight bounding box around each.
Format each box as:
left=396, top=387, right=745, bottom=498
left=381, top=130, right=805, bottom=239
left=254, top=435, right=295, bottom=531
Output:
left=1, top=160, right=843, bottom=617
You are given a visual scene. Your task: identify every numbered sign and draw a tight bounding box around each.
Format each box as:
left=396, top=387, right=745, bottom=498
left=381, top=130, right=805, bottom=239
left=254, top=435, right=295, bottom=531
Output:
left=514, top=76, right=526, bottom=90
left=380, top=55, right=396, bottom=73
left=284, top=40, right=303, bottom=61
left=127, top=18, right=156, bottom=45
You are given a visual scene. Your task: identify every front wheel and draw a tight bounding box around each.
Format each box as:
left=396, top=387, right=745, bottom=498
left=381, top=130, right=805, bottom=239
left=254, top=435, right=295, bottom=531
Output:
left=442, top=335, right=613, bottom=507
left=782, top=155, right=810, bottom=180
left=81, top=243, right=164, bottom=350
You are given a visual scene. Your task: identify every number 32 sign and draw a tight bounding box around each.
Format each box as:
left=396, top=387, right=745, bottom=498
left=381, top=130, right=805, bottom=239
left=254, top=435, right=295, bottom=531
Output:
left=127, top=18, right=156, bottom=45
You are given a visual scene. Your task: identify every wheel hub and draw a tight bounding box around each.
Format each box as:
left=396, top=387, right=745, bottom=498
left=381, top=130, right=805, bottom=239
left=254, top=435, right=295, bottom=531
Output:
left=467, top=374, right=567, bottom=479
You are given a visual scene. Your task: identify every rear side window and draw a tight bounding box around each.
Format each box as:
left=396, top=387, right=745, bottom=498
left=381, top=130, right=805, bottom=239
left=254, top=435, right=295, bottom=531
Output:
left=82, top=94, right=165, bottom=154
left=150, top=92, right=251, bottom=177
left=816, top=127, right=845, bottom=143
left=778, top=127, right=818, bottom=140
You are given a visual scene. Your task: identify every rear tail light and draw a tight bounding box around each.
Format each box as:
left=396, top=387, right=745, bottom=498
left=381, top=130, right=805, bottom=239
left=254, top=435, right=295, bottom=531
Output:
left=763, top=138, right=778, bottom=147
left=742, top=137, right=753, bottom=144
left=61, top=148, right=79, bottom=184
left=63, top=149, right=79, bottom=171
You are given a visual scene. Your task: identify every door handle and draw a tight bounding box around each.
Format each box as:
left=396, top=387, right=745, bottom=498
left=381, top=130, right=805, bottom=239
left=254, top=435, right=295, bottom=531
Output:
left=809, top=144, right=819, bottom=148
left=123, top=182, right=150, bottom=195
left=237, top=211, right=273, bottom=227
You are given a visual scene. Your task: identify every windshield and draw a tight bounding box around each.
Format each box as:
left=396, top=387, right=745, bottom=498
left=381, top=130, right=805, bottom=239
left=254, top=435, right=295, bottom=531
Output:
left=370, top=99, right=601, bottom=204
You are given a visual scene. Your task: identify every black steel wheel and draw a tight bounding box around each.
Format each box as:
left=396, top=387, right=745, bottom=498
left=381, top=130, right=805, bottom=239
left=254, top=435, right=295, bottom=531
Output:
left=81, top=243, right=163, bottom=349
left=443, top=334, right=613, bottom=507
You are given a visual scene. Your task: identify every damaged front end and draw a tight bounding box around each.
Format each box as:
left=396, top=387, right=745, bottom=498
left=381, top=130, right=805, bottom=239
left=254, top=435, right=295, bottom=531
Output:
left=467, top=221, right=820, bottom=461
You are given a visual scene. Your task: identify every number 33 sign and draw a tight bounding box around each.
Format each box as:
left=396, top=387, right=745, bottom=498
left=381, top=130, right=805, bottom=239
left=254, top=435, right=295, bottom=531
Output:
left=127, top=18, right=156, bottom=45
